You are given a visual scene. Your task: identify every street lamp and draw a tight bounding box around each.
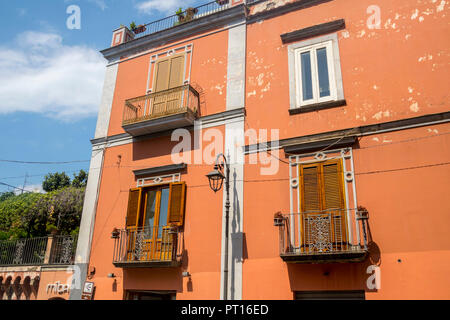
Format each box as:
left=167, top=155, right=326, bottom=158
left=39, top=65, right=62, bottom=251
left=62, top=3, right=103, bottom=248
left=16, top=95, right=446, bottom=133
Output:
left=206, top=153, right=230, bottom=300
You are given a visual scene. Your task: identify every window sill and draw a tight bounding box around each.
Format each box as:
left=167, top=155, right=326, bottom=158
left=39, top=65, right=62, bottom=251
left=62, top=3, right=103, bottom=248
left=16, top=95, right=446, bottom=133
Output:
left=289, top=99, right=346, bottom=115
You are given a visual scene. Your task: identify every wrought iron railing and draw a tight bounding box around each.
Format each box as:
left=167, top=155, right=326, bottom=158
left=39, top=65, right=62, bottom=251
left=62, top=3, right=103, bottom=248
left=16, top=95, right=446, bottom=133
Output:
left=0, top=237, right=47, bottom=266
left=122, top=84, right=199, bottom=126
left=276, top=208, right=369, bottom=256
left=112, top=226, right=183, bottom=265
left=48, top=235, right=78, bottom=265
left=132, top=1, right=232, bottom=39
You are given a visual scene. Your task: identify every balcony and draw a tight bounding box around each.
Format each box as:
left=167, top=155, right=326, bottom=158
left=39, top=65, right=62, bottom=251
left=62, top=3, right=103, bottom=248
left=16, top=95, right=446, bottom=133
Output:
left=112, top=226, right=183, bottom=268
left=122, top=85, right=199, bottom=136
left=0, top=235, right=77, bottom=267
left=275, top=209, right=369, bottom=264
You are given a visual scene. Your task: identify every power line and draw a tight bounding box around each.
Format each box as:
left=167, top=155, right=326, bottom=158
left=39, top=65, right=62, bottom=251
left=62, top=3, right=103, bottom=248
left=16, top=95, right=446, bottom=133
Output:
left=0, top=182, right=32, bottom=193
left=0, top=159, right=90, bottom=165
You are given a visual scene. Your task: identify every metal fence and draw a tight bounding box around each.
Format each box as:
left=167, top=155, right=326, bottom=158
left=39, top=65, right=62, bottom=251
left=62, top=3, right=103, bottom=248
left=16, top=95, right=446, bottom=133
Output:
left=122, top=84, right=199, bottom=126
left=277, top=209, right=369, bottom=256
left=48, top=235, right=77, bottom=265
left=132, top=1, right=232, bottom=39
left=113, top=226, right=183, bottom=264
left=0, top=237, right=47, bottom=266
left=0, top=235, right=77, bottom=267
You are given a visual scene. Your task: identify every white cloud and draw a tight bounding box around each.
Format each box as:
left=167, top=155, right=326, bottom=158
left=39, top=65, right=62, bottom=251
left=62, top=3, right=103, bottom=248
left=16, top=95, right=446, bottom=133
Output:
left=136, top=0, right=197, bottom=15
left=0, top=31, right=106, bottom=121
left=89, top=0, right=108, bottom=10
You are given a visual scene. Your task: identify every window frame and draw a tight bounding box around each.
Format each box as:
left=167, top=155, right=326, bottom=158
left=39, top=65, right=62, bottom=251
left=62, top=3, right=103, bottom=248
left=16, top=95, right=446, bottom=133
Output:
left=288, top=33, right=345, bottom=110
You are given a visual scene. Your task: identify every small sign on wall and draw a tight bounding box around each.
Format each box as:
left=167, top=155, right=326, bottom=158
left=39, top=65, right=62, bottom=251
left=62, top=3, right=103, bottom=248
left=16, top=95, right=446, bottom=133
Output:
left=81, top=281, right=95, bottom=300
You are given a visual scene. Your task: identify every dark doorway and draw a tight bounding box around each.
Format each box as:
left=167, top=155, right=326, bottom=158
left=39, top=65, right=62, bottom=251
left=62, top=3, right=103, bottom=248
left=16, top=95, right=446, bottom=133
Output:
left=126, top=291, right=176, bottom=300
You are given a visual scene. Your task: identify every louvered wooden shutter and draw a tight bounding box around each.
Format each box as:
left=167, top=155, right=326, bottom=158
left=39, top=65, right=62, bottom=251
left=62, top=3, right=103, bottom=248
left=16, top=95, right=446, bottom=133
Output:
left=126, top=188, right=141, bottom=229
left=301, top=165, right=321, bottom=212
left=167, top=182, right=186, bottom=226
left=168, top=55, right=184, bottom=89
left=322, top=163, right=344, bottom=210
left=154, top=59, right=170, bottom=92
left=322, top=161, right=346, bottom=244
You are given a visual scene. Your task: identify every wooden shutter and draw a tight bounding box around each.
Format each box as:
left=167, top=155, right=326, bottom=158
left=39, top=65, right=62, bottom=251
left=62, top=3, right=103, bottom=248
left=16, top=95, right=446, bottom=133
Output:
left=322, top=162, right=344, bottom=210
left=126, top=188, right=142, bottom=229
left=301, top=165, right=321, bottom=212
left=154, top=59, right=170, bottom=92
left=153, top=54, right=185, bottom=115
left=167, top=182, right=186, bottom=226
left=168, top=55, right=184, bottom=89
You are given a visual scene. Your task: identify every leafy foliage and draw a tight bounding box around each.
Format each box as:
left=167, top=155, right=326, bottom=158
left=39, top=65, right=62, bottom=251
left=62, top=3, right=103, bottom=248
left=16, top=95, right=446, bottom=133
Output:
left=0, top=191, right=15, bottom=202
left=0, top=170, right=87, bottom=240
left=72, top=169, right=88, bottom=188
left=42, top=172, right=71, bottom=192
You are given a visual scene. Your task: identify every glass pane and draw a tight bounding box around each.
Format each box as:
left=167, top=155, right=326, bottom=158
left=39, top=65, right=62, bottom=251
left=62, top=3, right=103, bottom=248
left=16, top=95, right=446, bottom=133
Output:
left=301, top=52, right=313, bottom=101
left=157, top=188, right=170, bottom=239
left=316, top=48, right=330, bottom=98
left=144, top=190, right=157, bottom=238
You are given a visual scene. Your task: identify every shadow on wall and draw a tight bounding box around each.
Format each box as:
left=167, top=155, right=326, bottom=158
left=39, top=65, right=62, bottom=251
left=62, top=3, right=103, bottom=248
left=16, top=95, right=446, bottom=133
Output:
left=286, top=239, right=382, bottom=295
left=123, top=267, right=183, bottom=294
left=132, top=129, right=200, bottom=162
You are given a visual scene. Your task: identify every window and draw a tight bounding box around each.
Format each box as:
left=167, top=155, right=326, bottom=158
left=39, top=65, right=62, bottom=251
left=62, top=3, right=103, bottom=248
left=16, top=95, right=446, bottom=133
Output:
left=299, top=159, right=348, bottom=251
left=125, top=182, right=186, bottom=261
left=288, top=33, right=344, bottom=110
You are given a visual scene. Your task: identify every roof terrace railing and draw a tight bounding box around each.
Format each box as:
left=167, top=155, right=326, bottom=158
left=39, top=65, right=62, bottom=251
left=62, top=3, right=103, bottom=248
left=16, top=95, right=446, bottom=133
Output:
left=131, top=1, right=233, bottom=39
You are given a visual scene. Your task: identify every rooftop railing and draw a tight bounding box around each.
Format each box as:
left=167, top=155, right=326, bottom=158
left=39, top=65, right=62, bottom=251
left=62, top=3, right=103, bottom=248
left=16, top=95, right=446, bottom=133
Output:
left=0, top=235, right=77, bottom=267
left=131, top=1, right=232, bottom=39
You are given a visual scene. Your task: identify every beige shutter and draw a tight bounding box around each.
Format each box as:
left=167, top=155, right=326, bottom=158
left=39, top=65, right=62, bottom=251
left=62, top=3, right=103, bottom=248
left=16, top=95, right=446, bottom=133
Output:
left=152, top=54, right=185, bottom=115
left=167, top=182, right=186, bottom=226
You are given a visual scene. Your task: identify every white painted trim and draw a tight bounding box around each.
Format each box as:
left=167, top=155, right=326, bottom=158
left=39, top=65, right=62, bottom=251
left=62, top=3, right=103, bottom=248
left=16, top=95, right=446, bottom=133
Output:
left=288, top=33, right=344, bottom=110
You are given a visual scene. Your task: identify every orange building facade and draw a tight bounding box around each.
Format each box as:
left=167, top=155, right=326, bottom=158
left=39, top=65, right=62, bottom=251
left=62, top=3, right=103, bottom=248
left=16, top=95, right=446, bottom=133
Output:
left=70, top=0, right=450, bottom=300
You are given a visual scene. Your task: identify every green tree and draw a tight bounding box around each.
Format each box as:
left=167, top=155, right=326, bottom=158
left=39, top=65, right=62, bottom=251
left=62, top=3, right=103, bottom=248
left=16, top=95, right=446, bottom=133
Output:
left=0, top=191, right=15, bottom=202
left=42, top=172, right=71, bottom=192
left=0, top=192, right=43, bottom=240
left=72, top=169, right=88, bottom=188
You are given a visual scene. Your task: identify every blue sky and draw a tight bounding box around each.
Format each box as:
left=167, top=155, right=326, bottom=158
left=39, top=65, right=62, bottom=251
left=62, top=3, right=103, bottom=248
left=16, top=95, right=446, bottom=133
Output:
left=0, top=0, right=204, bottom=193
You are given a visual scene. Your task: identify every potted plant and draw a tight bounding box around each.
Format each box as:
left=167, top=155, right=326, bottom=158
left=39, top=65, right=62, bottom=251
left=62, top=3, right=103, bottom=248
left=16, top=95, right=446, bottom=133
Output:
left=176, top=7, right=185, bottom=22
left=111, top=227, right=120, bottom=239
left=273, top=212, right=285, bottom=226
left=185, top=7, right=198, bottom=21
left=129, top=21, right=136, bottom=31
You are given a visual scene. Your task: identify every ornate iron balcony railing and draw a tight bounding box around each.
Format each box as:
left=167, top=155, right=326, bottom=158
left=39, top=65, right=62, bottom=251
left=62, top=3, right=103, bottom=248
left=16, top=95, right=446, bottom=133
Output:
left=122, top=85, right=199, bottom=127
left=275, top=208, right=369, bottom=263
left=0, top=235, right=77, bottom=267
left=112, top=226, right=183, bottom=267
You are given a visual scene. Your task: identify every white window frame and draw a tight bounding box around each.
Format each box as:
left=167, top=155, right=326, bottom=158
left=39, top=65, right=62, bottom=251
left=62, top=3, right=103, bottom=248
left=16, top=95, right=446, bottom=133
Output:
left=288, top=33, right=345, bottom=110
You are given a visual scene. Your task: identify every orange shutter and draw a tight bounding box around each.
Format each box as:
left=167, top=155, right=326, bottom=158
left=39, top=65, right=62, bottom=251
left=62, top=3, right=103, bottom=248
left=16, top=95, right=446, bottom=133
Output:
left=322, top=162, right=344, bottom=210
left=126, top=188, right=142, bottom=229
left=301, top=165, right=321, bottom=212
left=167, top=182, right=186, bottom=226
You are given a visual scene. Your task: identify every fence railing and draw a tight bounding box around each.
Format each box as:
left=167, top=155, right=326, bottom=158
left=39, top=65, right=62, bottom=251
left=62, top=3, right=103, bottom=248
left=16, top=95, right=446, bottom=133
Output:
left=0, top=235, right=76, bottom=267
left=132, top=1, right=232, bottom=39
left=48, top=235, right=78, bottom=265
left=122, top=85, right=199, bottom=126
left=112, top=226, right=183, bottom=265
left=276, top=209, right=369, bottom=256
